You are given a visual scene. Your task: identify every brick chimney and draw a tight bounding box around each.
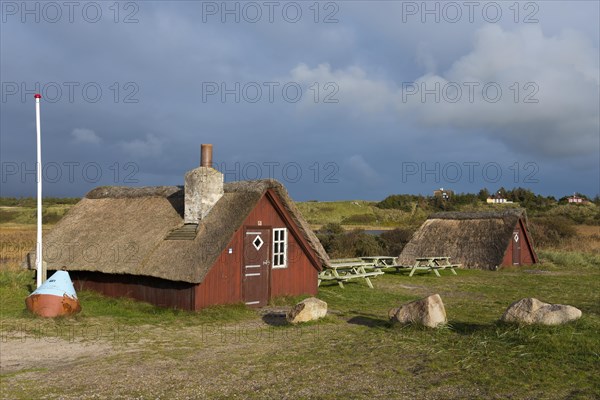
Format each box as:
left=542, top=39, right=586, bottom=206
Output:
left=184, top=144, right=224, bottom=223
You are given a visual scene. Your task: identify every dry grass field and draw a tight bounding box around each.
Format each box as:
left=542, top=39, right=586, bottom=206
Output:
left=563, top=225, right=600, bottom=253
left=0, top=225, right=47, bottom=272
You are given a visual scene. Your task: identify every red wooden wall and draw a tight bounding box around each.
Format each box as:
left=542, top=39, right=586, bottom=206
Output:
left=194, top=190, right=319, bottom=310
left=501, top=219, right=537, bottom=266
left=69, top=271, right=196, bottom=310
left=194, top=233, right=242, bottom=309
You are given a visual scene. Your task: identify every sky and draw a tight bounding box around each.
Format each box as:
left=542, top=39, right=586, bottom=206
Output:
left=1, top=0, right=599, bottom=201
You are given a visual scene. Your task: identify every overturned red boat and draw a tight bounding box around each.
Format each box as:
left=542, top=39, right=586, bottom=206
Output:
left=25, top=270, right=81, bottom=317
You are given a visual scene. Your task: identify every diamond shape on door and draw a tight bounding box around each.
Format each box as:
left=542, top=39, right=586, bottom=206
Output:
left=252, top=235, right=264, bottom=250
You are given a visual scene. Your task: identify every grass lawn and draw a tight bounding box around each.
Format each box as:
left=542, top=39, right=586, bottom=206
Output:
left=1, top=248, right=598, bottom=399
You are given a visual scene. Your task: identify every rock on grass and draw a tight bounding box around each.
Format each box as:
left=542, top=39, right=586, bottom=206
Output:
left=389, top=294, right=447, bottom=328
left=287, top=297, right=327, bottom=324
left=500, top=297, right=582, bottom=325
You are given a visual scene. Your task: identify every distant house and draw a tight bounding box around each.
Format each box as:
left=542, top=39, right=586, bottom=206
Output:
left=487, top=192, right=513, bottom=204
left=567, top=194, right=587, bottom=204
left=433, top=188, right=453, bottom=200
left=398, top=209, right=538, bottom=270
left=26, top=145, right=329, bottom=310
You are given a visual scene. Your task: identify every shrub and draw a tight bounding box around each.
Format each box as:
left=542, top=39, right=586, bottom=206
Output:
left=530, top=217, right=577, bottom=248
left=0, top=209, right=18, bottom=223
left=379, top=228, right=416, bottom=256
left=376, top=195, right=418, bottom=212
left=546, top=204, right=599, bottom=225
left=42, top=211, right=63, bottom=224
left=317, top=226, right=386, bottom=258
left=318, top=222, right=344, bottom=235
left=316, top=223, right=345, bottom=254
left=341, top=213, right=377, bottom=225
left=329, top=229, right=385, bottom=258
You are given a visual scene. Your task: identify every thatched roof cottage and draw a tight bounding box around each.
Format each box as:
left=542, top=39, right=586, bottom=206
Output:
left=398, top=209, right=538, bottom=270
left=26, top=145, right=329, bottom=310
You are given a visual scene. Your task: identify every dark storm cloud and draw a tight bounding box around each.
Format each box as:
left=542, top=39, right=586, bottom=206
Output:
left=1, top=1, right=598, bottom=200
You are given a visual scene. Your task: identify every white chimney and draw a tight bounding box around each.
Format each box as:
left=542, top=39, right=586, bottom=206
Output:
left=184, top=144, right=223, bottom=223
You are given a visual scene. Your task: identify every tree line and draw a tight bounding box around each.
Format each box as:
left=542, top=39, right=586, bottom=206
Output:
left=377, top=187, right=599, bottom=213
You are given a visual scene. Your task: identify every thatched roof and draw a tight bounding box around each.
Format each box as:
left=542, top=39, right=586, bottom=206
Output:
left=26, top=179, right=329, bottom=283
left=398, top=209, right=532, bottom=270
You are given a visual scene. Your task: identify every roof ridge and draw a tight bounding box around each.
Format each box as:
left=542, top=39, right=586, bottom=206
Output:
left=85, top=179, right=286, bottom=199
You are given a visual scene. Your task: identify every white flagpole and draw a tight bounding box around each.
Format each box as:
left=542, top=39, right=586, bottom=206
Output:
left=35, top=94, right=43, bottom=288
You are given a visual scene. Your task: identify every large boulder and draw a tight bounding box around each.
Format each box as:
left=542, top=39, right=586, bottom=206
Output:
left=501, top=298, right=582, bottom=325
left=389, top=294, right=447, bottom=328
left=287, top=297, right=327, bottom=324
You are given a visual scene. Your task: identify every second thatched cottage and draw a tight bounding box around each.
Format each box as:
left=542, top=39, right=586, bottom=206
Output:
left=398, top=209, right=538, bottom=270
left=26, top=145, right=329, bottom=310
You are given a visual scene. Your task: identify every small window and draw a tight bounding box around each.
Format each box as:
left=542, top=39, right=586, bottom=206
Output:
left=272, top=228, right=287, bottom=269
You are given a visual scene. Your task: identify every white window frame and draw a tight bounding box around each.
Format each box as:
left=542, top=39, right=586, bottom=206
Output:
left=272, top=228, right=288, bottom=269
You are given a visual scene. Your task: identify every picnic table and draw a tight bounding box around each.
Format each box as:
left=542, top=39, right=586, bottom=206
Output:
left=360, top=256, right=398, bottom=268
left=407, top=256, right=460, bottom=277
left=318, top=258, right=384, bottom=288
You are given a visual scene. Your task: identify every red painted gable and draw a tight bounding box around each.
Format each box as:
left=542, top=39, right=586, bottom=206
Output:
left=501, top=218, right=538, bottom=267
left=194, top=190, right=319, bottom=310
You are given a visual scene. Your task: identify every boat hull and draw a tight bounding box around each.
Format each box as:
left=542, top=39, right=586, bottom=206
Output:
left=25, top=293, right=81, bottom=318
